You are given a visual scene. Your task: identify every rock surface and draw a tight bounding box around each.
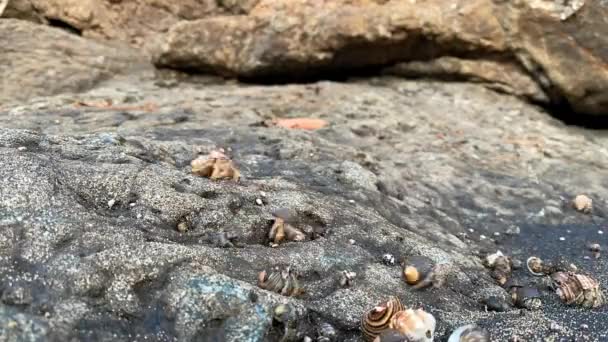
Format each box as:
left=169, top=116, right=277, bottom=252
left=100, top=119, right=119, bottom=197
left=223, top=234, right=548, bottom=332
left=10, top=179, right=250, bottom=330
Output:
left=0, top=19, right=150, bottom=106
left=1, top=0, right=260, bottom=51
left=0, top=74, right=607, bottom=341
left=152, top=0, right=608, bottom=115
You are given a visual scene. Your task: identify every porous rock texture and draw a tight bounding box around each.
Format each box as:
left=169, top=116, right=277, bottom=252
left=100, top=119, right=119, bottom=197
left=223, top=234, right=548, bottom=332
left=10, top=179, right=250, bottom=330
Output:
left=1, top=73, right=607, bottom=341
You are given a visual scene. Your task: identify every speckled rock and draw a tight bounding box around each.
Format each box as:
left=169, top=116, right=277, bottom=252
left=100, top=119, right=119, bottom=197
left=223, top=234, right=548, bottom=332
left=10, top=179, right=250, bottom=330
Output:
left=0, top=19, right=150, bottom=106
left=0, top=77, right=607, bottom=341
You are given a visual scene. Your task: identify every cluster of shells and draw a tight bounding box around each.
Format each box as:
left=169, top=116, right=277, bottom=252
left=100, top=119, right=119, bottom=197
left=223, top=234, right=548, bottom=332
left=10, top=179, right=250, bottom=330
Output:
left=191, top=149, right=240, bottom=181
left=361, top=297, right=489, bottom=342
left=484, top=251, right=604, bottom=310
left=257, top=266, right=304, bottom=297
left=361, top=297, right=436, bottom=342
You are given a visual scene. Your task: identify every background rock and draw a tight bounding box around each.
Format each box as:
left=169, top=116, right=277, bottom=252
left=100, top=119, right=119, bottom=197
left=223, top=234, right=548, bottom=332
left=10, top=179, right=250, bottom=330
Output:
left=0, top=19, right=150, bottom=106
left=1, top=0, right=261, bottom=52
left=152, top=0, right=608, bottom=115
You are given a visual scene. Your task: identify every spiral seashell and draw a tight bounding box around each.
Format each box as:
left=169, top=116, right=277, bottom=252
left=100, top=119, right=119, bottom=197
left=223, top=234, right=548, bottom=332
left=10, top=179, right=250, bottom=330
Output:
left=389, top=308, right=436, bottom=342
left=510, top=286, right=542, bottom=310
left=257, top=266, right=304, bottom=297
left=403, top=256, right=434, bottom=286
left=552, top=272, right=604, bottom=308
left=526, top=257, right=545, bottom=276
left=361, top=297, right=405, bottom=342
left=448, top=324, right=490, bottom=342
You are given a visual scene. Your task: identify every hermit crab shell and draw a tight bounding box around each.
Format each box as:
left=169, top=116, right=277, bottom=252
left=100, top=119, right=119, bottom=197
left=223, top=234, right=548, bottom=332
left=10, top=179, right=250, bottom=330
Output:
left=552, top=272, right=604, bottom=308
left=448, top=324, right=490, bottom=342
left=191, top=157, right=240, bottom=181
left=526, top=257, right=544, bottom=276
left=403, top=256, right=434, bottom=286
left=361, top=297, right=404, bottom=342
left=510, top=286, right=542, bottom=310
left=257, top=267, right=304, bottom=297
left=389, top=308, right=436, bottom=342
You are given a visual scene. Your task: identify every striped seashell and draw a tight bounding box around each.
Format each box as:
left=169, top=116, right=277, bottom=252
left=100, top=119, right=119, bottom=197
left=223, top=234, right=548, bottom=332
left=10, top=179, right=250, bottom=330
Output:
left=389, top=308, right=436, bottom=342
left=552, top=272, right=604, bottom=308
left=257, top=266, right=304, bottom=297
left=448, top=324, right=490, bottom=342
left=361, top=297, right=405, bottom=342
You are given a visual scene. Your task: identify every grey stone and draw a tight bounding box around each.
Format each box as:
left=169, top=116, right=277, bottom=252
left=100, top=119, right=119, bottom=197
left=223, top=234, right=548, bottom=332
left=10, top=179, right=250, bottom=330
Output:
left=0, top=77, right=607, bottom=341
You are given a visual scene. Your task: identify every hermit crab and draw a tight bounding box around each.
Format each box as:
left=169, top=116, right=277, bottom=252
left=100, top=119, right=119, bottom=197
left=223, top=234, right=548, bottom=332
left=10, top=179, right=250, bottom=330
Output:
left=268, top=213, right=306, bottom=245
left=509, top=286, right=542, bottom=310
left=361, top=297, right=436, bottom=342
left=448, top=324, right=490, bottom=342
left=526, top=256, right=576, bottom=276
left=191, top=148, right=240, bottom=181
left=257, top=266, right=304, bottom=297
left=483, top=251, right=512, bottom=286
left=551, top=272, right=604, bottom=308
left=402, top=256, right=449, bottom=290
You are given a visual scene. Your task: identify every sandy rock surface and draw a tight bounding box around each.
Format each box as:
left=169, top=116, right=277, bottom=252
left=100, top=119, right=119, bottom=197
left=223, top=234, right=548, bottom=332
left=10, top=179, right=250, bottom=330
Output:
left=1, top=1, right=608, bottom=340
left=1, top=74, right=607, bottom=341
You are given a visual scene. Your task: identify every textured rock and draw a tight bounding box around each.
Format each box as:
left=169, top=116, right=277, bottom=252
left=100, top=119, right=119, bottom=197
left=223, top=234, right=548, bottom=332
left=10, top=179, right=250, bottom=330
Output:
left=1, top=0, right=261, bottom=51
left=0, top=19, right=150, bottom=106
left=153, top=0, right=608, bottom=115
left=493, top=0, right=608, bottom=115
left=0, top=76, right=607, bottom=341
left=154, top=0, right=507, bottom=78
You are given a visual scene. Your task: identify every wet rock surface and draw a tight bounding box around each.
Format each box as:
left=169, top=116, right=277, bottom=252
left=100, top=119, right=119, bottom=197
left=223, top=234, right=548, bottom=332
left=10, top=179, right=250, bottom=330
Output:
left=0, top=75, right=607, bottom=341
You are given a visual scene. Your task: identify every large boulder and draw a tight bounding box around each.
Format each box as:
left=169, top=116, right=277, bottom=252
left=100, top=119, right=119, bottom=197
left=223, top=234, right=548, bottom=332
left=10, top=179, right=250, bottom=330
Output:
left=0, top=76, right=607, bottom=340
left=0, top=19, right=149, bottom=106
left=1, top=0, right=261, bottom=51
left=153, top=0, right=608, bottom=115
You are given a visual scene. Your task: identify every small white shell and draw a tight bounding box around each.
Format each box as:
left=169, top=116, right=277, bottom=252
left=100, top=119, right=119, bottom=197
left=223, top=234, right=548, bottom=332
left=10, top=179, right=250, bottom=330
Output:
left=448, top=324, right=490, bottom=342
left=390, top=308, right=436, bottom=342
left=526, top=257, right=544, bottom=276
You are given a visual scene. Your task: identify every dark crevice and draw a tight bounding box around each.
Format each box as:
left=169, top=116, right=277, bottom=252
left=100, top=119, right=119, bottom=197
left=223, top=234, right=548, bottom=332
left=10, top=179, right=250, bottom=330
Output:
left=46, top=18, right=82, bottom=36
left=543, top=102, right=608, bottom=129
